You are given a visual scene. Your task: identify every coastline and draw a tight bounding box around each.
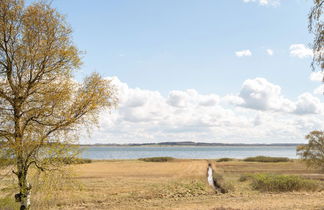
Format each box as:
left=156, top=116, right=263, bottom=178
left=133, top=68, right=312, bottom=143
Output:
left=78, top=143, right=301, bottom=147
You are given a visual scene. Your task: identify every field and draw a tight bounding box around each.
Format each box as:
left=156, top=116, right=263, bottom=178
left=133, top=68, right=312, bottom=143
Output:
left=1, top=159, right=324, bottom=210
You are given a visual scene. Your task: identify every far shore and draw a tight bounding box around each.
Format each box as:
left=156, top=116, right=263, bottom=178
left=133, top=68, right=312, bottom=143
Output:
left=78, top=142, right=300, bottom=147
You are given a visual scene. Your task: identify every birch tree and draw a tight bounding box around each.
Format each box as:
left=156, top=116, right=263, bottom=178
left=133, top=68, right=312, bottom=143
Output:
left=309, top=0, right=323, bottom=71
left=0, top=0, right=116, bottom=209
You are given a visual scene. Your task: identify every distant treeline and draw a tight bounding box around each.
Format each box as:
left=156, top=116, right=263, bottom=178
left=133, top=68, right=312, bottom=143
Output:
left=79, top=141, right=301, bottom=147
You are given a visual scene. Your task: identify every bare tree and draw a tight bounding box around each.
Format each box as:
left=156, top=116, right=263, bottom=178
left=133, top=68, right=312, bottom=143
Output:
left=309, top=0, right=324, bottom=72
left=0, top=0, right=117, bottom=209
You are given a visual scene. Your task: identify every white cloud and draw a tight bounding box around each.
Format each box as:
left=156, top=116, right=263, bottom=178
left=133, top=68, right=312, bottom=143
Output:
left=313, top=84, right=324, bottom=95
left=242, top=0, right=280, bottom=6
left=167, top=89, right=196, bottom=108
left=80, top=77, right=324, bottom=144
left=167, top=89, right=220, bottom=108
left=238, top=78, right=295, bottom=112
left=235, top=50, right=252, bottom=57
left=266, top=49, right=274, bottom=56
left=309, top=72, right=324, bottom=82
left=222, top=95, right=244, bottom=105
left=309, top=72, right=324, bottom=95
left=289, top=44, right=313, bottom=58
left=294, top=93, right=323, bottom=115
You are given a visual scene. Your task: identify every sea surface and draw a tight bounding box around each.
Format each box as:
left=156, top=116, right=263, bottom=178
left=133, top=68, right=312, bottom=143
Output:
left=80, top=146, right=298, bottom=160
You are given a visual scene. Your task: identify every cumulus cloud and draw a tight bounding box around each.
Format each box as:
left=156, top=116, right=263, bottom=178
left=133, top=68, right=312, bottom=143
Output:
left=290, top=44, right=313, bottom=58
left=294, top=93, right=323, bottom=115
left=167, top=89, right=196, bottom=108
left=266, top=49, right=274, bottom=56
left=235, top=50, right=252, bottom=57
left=80, top=77, right=324, bottom=144
left=237, top=78, right=295, bottom=112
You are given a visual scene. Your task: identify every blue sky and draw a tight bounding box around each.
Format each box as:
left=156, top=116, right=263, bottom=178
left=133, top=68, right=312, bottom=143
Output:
left=49, top=0, right=315, bottom=97
left=26, top=0, right=324, bottom=144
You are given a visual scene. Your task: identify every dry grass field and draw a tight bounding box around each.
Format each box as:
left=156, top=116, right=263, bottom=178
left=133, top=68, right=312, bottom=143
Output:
left=1, top=159, right=324, bottom=210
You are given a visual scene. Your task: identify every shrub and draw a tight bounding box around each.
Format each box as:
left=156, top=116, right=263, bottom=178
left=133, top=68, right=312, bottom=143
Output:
left=243, top=156, right=289, bottom=163
left=250, top=173, right=319, bottom=192
left=139, top=157, right=174, bottom=162
left=239, top=174, right=253, bottom=182
left=212, top=172, right=234, bottom=193
left=216, top=158, right=234, bottom=162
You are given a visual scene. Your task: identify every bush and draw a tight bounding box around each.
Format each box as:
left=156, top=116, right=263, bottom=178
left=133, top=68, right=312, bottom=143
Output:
left=243, top=156, right=289, bottom=163
left=139, top=157, right=175, bottom=162
left=250, top=173, right=319, bottom=192
left=239, top=174, right=253, bottom=182
left=216, top=158, right=234, bottom=162
left=212, top=172, right=234, bottom=193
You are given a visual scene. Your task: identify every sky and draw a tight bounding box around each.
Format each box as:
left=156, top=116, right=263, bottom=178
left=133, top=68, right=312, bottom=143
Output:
left=28, top=0, right=324, bottom=144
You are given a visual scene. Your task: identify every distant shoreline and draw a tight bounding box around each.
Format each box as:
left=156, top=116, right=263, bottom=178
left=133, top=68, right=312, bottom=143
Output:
left=78, top=141, right=301, bottom=147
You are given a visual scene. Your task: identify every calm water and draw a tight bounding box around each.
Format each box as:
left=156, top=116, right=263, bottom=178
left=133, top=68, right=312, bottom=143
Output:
left=80, top=146, right=298, bottom=160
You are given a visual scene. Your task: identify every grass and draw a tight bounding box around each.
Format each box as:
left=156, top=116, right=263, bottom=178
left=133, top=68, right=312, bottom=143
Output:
left=0, top=158, right=13, bottom=167
left=249, top=173, right=320, bottom=192
left=243, top=156, right=290, bottom=162
left=138, top=157, right=175, bottom=162
left=0, top=197, right=19, bottom=210
left=45, top=157, right=92, bottom=165
left=216, top=158, right=234, bottom=162
left=0, top=159, right=323, bottom=209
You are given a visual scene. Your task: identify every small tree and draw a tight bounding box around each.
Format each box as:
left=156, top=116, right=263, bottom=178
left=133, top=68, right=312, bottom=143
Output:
left=0, top=0, right=117, bottom=209
left=297, top=131, right=324, bottom=171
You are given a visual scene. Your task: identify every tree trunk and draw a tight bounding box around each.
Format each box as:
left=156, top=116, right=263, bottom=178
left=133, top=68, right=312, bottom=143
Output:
left=16, top=165, right=32, bottom=210
left=20, top=183, right=31, bottom=210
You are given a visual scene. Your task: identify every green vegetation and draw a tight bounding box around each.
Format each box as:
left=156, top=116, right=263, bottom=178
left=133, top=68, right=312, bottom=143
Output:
left=212, top=171, right=234, bottom=193
left=243, top=156, right=290, bottom=163
left=216, top=158, right=234, bottom=162
left=139, top=157, right=175, bottom=162
left=249, top=173, right=319, bottom=192
left=238, top=174, right=253, bottom=182
left=297, top=131, right=324, bottom=171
